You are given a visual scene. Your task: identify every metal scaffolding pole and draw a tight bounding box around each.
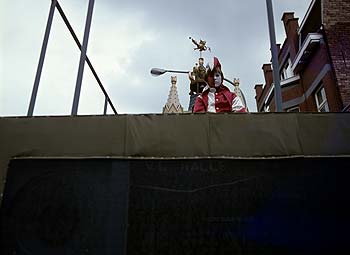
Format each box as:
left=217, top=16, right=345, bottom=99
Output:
left=27, top=0, right=57, bottom=116
left=55, top=1, right=118, bottom=114
left=71, top=0, right=95, bottom=115
left=266, top=0, right=283, bottom=112
left=103, top=97, right=108, bottom=115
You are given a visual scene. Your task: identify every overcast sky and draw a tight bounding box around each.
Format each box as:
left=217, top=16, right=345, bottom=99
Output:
left=0, top=0, right=311, bottom=116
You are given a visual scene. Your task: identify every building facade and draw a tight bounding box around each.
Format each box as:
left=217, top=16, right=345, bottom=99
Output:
left=255, top=0, right=350, bottom=112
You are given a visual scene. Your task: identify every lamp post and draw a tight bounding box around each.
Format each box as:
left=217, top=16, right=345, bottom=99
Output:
left=151, top=68, right=240, bottom=87
left=150, top=68, right=189, bottom=76
left=151, top=68, right=233, bottom=84
left=265, top=0, right=283, bottom=112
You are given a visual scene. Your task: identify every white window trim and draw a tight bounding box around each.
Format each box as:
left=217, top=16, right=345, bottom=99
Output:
left=287, top=106, right=300, bottom=112
left=281, top=75, right=301, bottom=87
left=265, top=84, right=274, bottom=106
left=315, top=86, right=329, bottom=112
left=280, top=57, right=294, bottom=81
left=291, top=33, right=323, bottom=71
left=264, top=104, right=270, bottom=112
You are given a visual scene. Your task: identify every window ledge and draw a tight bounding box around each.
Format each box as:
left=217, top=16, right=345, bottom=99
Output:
left=292, top=33, right=323, bottom=72
left=281, top=75, right=301, bottom=87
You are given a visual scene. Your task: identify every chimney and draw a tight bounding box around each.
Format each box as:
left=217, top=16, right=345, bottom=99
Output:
left=281, top=12, right=297, bottom=35
left=254, top=84, right=263, bottom=101
left=262, top=64, right=273, bottom=87
left=276, top=43, right=281, bottom=55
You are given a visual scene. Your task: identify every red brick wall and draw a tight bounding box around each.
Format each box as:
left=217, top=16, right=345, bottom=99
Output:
left=298, top=40, right=341, bottom=112
left=256, top=64, right=273, bottom=111
left=254, top=84, right=263, bottom=111
left=322, top=0, right=350, bottom=27
left=322, top=71, right=342, bottom=111
left=280, top=13, right=299, bottom=62
left=323, top=0, right=350, bottom=109
left=304, top=93, right=318, bottom=111
left=299, top=100, right=310, bottom=112
left=300, top=43, right=328, bottom=85
left=282, top=85, right=304, bottom=103
left=286, top=19, right=299, bottom=61
left=299, top=43, right=327, bottom=111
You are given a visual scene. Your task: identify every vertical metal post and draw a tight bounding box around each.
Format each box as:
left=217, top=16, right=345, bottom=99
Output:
left=71, top=0, right=95, bottom=115
left=27, top=0, right=57, bottom=116
left=266, top=0, right=283, bottom=112
left=103, top=97, right=108, bottom=115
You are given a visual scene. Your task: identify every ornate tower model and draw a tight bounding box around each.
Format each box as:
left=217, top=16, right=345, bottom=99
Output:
left=188, top=37, right=211, bottom=111
left=163, top=76, right=184, bottom=114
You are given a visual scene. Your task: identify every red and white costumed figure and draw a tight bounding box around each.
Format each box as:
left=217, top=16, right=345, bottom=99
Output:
left=193, top=57, right=247, bottom=113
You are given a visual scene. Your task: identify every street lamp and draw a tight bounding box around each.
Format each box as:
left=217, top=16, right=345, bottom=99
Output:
left=151, top=68, right=237, bottom=85
left=150, top=68, right=189, bottom=76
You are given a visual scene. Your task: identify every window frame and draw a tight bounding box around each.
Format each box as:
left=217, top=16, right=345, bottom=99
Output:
left=280, top=57, right=293, bottom=81
left=315, top=86, right=329, bottom=112
left=287, top=106, right=300, bottom=112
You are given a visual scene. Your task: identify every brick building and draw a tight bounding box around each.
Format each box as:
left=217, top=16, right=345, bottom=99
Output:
left=255, top=0, right=350, bottom=112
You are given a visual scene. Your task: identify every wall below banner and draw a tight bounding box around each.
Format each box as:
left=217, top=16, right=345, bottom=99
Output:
left=0, top=159, right=129, bottom=255
left=1, top=158, right=349, bottom=254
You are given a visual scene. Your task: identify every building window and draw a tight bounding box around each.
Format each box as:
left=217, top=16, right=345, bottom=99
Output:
left=280, top=58, right=293, bottom=80
left=287, top=106, right=300, bottom=112
left=315, top=86, right=329, bottom=112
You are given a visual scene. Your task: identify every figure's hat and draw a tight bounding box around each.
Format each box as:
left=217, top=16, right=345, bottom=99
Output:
left=206, top=57, right=222, bottom=73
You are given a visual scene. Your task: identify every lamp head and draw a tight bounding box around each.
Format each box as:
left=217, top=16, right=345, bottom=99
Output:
left=150, top=68, right=166, bottom=76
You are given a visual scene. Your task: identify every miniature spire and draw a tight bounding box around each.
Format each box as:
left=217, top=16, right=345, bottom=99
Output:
left=163, top=76, right=184, bottom=113
left=233, top=78, right=248, bottom=111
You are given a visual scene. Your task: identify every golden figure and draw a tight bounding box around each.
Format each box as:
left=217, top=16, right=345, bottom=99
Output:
left=188, top=37, right=211, bottom=95
left=189, top=37, right=211, bottom=52
left=189, top=57, right=207, bottom=95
